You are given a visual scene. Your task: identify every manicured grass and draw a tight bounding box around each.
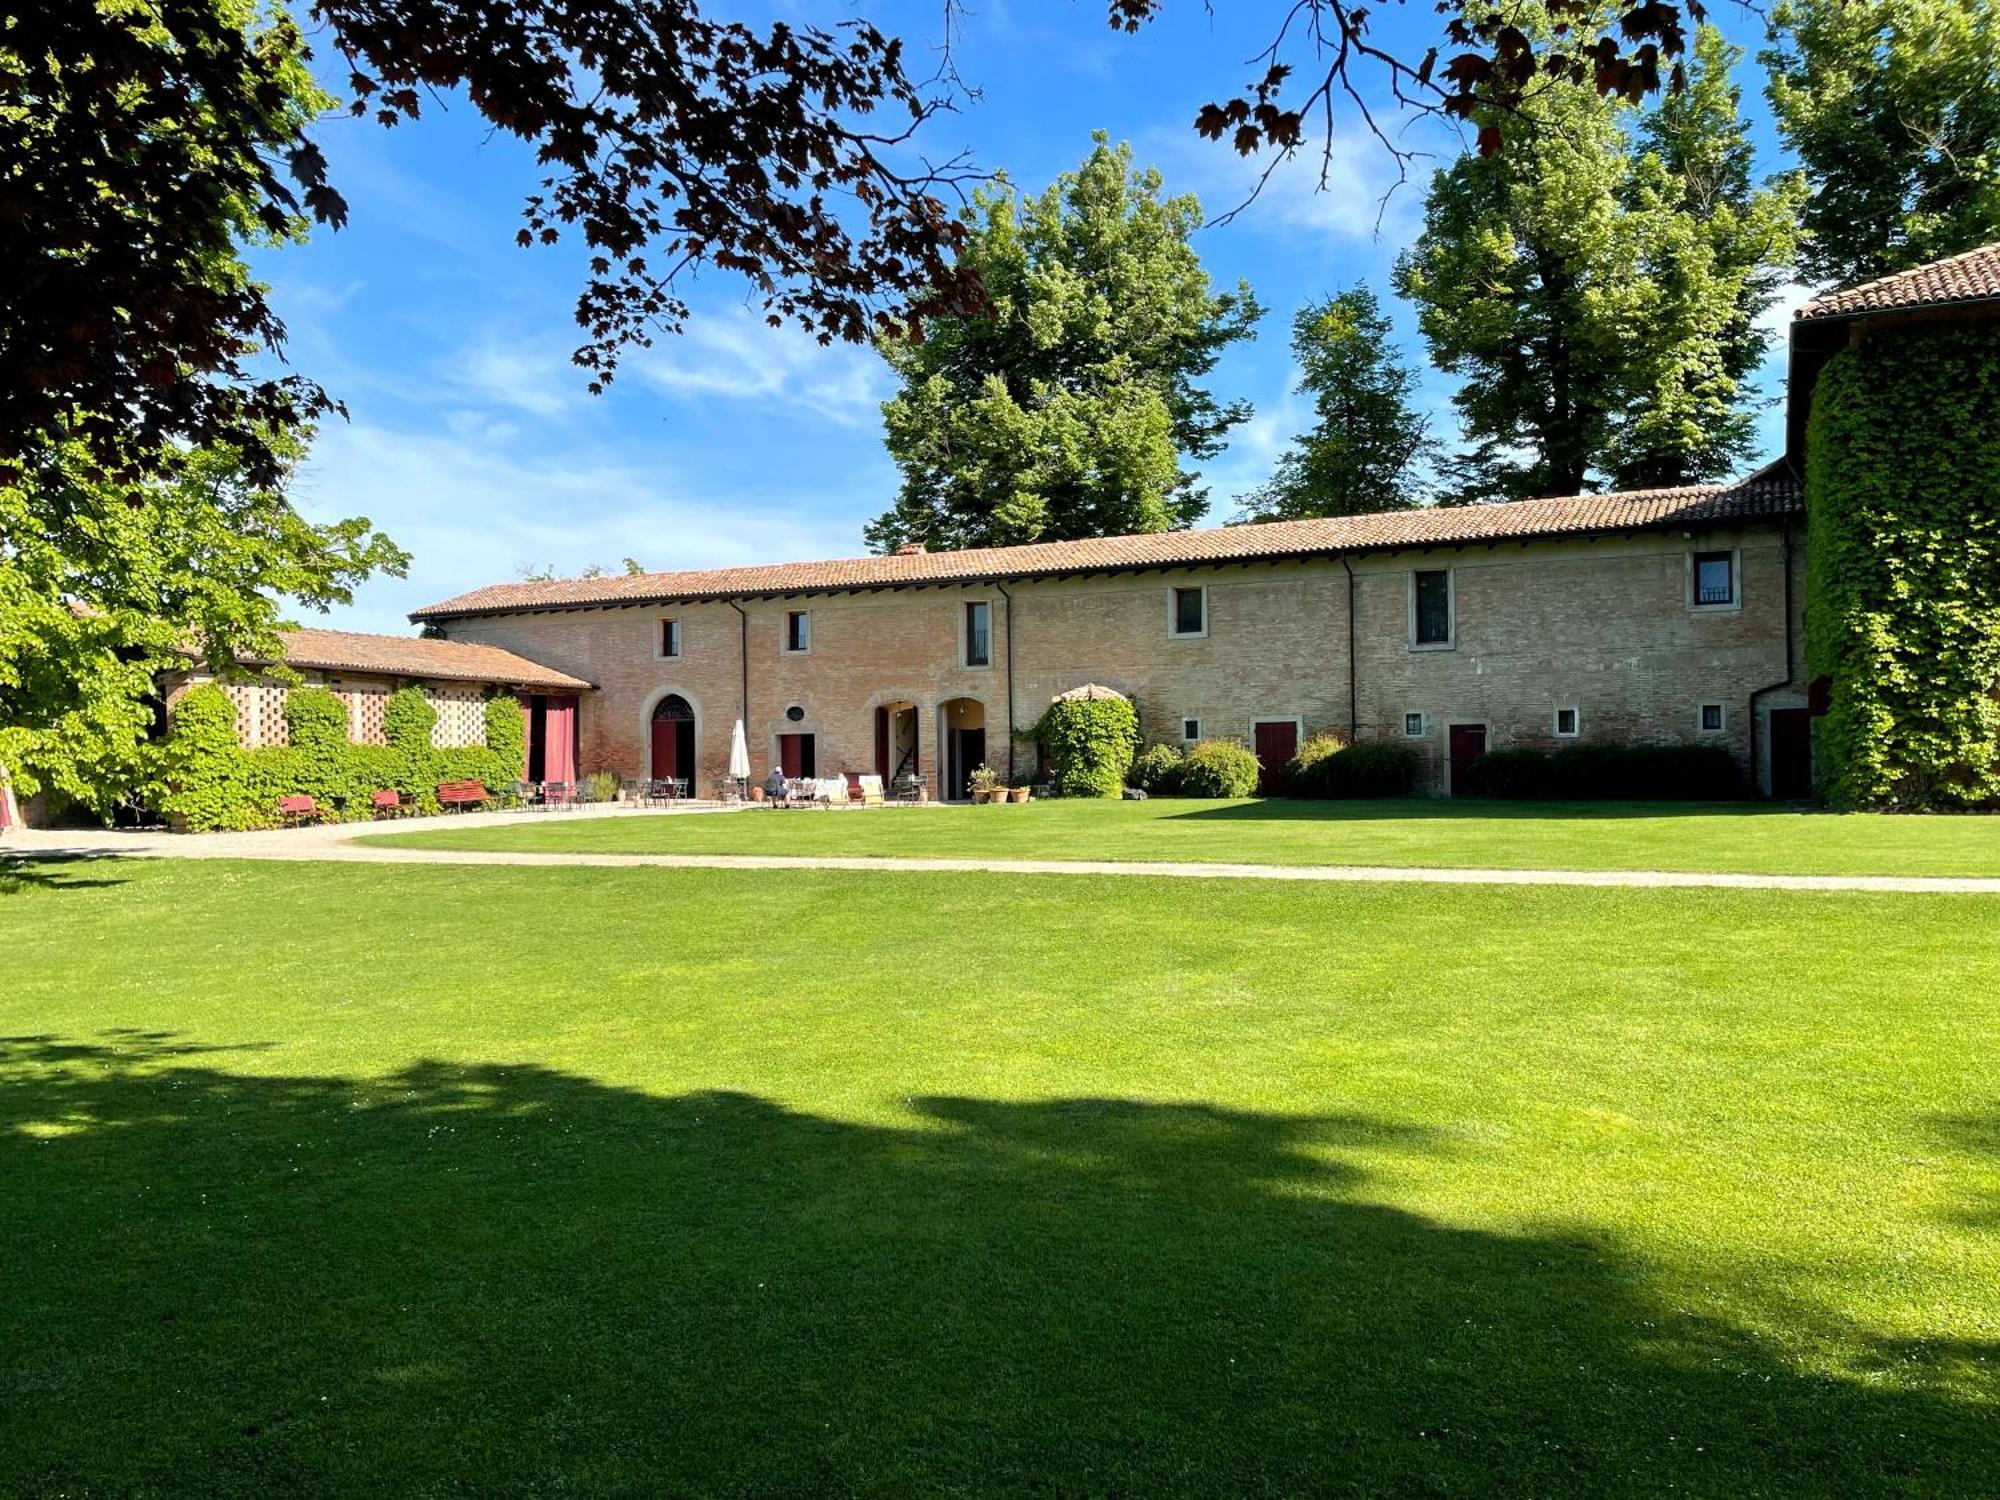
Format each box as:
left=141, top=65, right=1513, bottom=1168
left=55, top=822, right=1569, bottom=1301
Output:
left=363, top=795, right=2000, bottom=876
left=5, top=856, right=1998, bottom=1494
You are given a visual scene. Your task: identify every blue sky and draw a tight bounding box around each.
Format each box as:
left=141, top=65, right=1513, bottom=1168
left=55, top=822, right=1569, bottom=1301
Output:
left=260, top=0, right=1806, bottom=635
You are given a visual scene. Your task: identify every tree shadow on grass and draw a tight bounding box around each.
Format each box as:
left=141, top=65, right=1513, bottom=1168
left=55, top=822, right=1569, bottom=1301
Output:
left=0, top=856, right=130, bottom=894
left=1159, top=798, right=1800, bottom=824
left=2, top=1035, right=1989, bottom=1496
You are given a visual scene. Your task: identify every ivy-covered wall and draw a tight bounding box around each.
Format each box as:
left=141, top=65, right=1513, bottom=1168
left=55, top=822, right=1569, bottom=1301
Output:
left=1805, top=322, right=2000, bottom=810
left=155, top=683, right=526, bottom=831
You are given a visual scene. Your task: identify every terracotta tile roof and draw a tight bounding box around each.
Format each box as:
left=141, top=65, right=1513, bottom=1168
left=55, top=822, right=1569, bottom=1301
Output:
left=251, top=626, right=592, bottom=690
left=1799, top=242, right=2000, bottom=321
left=411, top=479, right=1800, bottom=622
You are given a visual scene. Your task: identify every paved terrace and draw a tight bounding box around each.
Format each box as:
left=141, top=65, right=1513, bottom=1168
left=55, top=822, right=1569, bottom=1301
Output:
left=8, top=805, right=2000, bottom=893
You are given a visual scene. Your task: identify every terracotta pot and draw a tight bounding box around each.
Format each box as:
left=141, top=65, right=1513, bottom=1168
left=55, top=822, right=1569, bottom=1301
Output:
left=1009, top=786, right=1030, bottom=804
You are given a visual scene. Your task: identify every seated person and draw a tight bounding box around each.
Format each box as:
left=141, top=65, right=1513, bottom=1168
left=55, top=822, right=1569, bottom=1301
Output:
left=762, top=767, right=790, bottom=802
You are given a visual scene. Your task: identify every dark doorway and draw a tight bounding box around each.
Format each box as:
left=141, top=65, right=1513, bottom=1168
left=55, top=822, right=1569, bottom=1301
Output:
left=1770, top=708, right=1813, bottom=800
left=779, top=733, right=817, bottom=778
left=1447, top=723, right=1487, bottom=797
left=525, top=695, right=547, bottom=782
left=1252, top=721, right=1299, bottom=796
left=947, top=728, right=985, bottom=800
left=650, top=695, right=695, bottom=783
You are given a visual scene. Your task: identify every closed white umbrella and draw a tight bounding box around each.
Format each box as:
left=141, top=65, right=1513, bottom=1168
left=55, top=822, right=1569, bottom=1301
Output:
left=728, top=719, right=751, bottom=784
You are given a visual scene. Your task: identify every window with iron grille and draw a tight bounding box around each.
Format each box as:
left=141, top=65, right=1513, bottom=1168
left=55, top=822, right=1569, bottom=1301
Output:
left=1693, top=551, right=1735, bottom=607
left=964, top=601, right=991, bottom=666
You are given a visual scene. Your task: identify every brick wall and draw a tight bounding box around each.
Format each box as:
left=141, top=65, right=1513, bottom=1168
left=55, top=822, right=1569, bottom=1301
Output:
left=439, top=521, right=1806, bottom=797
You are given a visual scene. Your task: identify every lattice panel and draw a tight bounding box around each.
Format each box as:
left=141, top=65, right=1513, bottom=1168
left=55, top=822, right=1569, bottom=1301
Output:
left=428, top=684, right=486, bottom=748
left=344, top=684, right=391, bottom=746
left=223, top=681, right=289, bottom=747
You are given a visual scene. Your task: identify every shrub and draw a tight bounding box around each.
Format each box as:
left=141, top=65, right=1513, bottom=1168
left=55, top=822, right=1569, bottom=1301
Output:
left=1285, top=732, right=1348, bottom=796
left=1127, top=743, right=1186, bottom=795
left=383, top=687, right=440, bottom=810
left=1460, top=747, right=1552, bottom=799
left=284, top=687, right=363, bottom=809
left=1545, top=743, right=1741, bottom=800
left=1177, top=738, right=1261, bottom=798
left=347, top=744, right=404, bottom=800
left=1032, top=692, right=1140, bottom=798
left=154, top=685, right=289, bottom=831
left=1314, top=741, right=1420, bottom=798
left=435, top=746, right=508, bottom=791
left=484, top=696, right=526, bottom=782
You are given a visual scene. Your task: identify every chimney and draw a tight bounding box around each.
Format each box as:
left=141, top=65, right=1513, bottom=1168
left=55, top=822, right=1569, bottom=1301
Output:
left=894, top=542, right=927, bottom=556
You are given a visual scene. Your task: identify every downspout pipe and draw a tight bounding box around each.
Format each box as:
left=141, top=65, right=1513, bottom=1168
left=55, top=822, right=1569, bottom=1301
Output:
left=1339, top=558, right=1358, bottom=739
left=728, top=600, right=750, bottom=787
left=1746, top=519, right=1795, bottom=799
left=995, top=583, right=1017, bottom=783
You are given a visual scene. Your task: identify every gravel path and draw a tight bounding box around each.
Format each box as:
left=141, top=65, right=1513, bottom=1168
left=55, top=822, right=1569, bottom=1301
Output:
left=8, top=808, right=2000, bottom=893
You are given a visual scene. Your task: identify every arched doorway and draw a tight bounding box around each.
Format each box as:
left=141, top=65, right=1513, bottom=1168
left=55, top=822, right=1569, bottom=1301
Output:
left=939, top=697, right=985, bottom=800
left=649, top=694, right=696, bottom=785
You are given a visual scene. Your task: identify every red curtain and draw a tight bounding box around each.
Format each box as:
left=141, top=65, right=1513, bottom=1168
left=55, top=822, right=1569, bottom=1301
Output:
left=544, top=697, right=577, bottom=784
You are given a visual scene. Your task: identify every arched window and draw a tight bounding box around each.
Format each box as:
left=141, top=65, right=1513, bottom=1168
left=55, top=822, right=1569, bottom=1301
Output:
left=652, top=694, right=694, bottom=722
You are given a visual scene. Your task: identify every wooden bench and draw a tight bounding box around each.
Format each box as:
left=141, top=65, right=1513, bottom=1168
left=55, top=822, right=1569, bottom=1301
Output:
left=436, top=779, right=487, bottom=812
left=276, top=794, right=324, bottom=827
left=370, top=789, right=403, bottom=819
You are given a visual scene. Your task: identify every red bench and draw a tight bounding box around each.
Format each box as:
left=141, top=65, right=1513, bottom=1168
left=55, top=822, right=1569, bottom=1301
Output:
left=276, top=794, right=325, bottom=827
left=436, top=779, right=487, bottom=811
left=371, top=789, right=403, bottom=818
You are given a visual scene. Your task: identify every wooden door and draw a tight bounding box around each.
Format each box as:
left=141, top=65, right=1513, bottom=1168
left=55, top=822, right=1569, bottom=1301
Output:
left=1252, top=720, right=1299, bottom=795
left=1770, top=708, right=1812, bottom=800
left=779, top=733, right=814, bottom=778
left=1447, top=723, right=1487, bottom=796
left=650, top=718, right=678, bottom=781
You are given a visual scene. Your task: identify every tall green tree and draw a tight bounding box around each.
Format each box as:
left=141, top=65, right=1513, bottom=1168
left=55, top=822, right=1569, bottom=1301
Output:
left=0, top=432, right=405, bottom=816
left=1765, top=0, right=2000, bottom=289
left=1395, top=23, right=1799, bottom=501
left=865, top=137, right=1261, bottom=552
left=1237, top=286, right=1435, bottom=521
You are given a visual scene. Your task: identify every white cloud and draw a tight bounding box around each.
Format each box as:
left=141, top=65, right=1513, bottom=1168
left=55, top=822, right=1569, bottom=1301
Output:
left=452, top=338, right=582, bottom=419
left=1146, top=123, right=1434, bottom=247
left=632, top=307, right=891, bottom=427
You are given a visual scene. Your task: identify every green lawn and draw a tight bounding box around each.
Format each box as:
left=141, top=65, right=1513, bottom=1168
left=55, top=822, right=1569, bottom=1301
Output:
left=4, top=856, right=1998, bottom=1494
left=363, top=795, right=2000, bottom=876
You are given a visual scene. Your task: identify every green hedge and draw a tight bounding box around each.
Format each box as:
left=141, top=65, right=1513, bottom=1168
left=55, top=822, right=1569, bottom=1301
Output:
left=1460, top=743, right=1741, bottom=800
left=1177, top=738, right=1261, bottom=798
left=1293, top=740, right=1419, bottom=798
left=1032, top=693, right=1140, bottom=798
left=1126, top=742, right=1186, bottom=795
left=1806, top=324, right=2000, bottom=810
left=154, top=683, right=525, bottom=831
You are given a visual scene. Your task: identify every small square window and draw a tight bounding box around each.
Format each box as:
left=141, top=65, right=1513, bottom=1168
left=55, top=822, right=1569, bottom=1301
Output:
left=1693, top=551, right=1735, bottom=607
left=1554, top=706, right=1579, bottom=738
left=964, top=601, right=991, bottom=667
left=1699, top=703, right=1725, bottom=733
left=1170, top=585, right=1207, bottom=638
left=658, top=618, right=681, bottom=659
left=784, top=610, right=810, bottom=653
left=1404, top=711, right=1427, bottom=737
left=1413, top=570, right=1452, bottom=646
left=1181, top=717, right=1202, bottom=743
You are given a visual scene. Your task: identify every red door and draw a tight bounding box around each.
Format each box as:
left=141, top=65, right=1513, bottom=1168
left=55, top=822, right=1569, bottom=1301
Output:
left=779, top=733, right=816, bottom=778
left=1447, top=723, right=1487, bottom=796
left=650, top=719, right=679, bottom=781
left=1252, top=720, right=1299, bottom=796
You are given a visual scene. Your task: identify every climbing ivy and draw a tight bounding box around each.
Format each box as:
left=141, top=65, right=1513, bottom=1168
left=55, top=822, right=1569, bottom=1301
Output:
left=1806, top=324, right=2000, bottom=809
left=484, top=695, right=526, bottom=782
left=1030, top=693, right=1140, bottom=798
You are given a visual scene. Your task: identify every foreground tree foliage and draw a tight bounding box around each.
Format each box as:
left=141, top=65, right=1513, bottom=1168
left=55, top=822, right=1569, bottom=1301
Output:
left=1764, top=0, right=2000, bottom=289
left=1395, top=23, right=1798, bottom=501
left=0, top=433, right=405, bottom=815
left=866, top=138, right=1260, bottom=552
left=1237, top=285, right=1434, bottom=521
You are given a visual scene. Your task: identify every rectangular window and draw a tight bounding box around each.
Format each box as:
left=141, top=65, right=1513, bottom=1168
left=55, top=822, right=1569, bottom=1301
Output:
left=784, top=610, right=810, bottom=653
left=1413, top=570, right=1452, bottom=646
left=1170, top=585, right=1207, bottom=638
left=1554, top=706, right=1580, bottom=738
left=658, top=618, right=681, bottom=659
left=1693, top=551, right=1735, bottom=607
left=1404, top=711, right=1427, bottom=737
left=964, top=601, right=991, bottom=667
left=1181, top=717, right=1202, bottom=743
left=1700, top=703, right=1725, bottom=733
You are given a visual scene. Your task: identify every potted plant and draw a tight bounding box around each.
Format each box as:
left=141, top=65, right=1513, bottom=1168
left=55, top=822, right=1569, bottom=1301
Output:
left=1008, top=785, right=1030, bottom=803
left=968, top=764, right=1003, bottom=804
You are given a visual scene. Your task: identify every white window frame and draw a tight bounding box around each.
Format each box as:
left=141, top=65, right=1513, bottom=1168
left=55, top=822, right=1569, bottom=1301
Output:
left=1688, top=548, right=1742, bottom=613
left=783, top=609, right=811, bottom=655
left=1180, top=717, right=1203, bottom=744
left=655, top=616, right=682, bottom=661
left=1409, top=567, right=1456, bottom=650
left=1167, top=583, right=1209, bottom=640
left=1403, top=710, right=1428, bottom=738
left=1553, top=706, right=1580, bottom=738
left=1697, top=702, right=1727, bottom=734
left=960, top=598, right=993, bottom=669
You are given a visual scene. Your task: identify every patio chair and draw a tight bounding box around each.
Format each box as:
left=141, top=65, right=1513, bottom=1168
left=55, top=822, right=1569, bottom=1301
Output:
left=542, top=780, right=575, bottom=811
